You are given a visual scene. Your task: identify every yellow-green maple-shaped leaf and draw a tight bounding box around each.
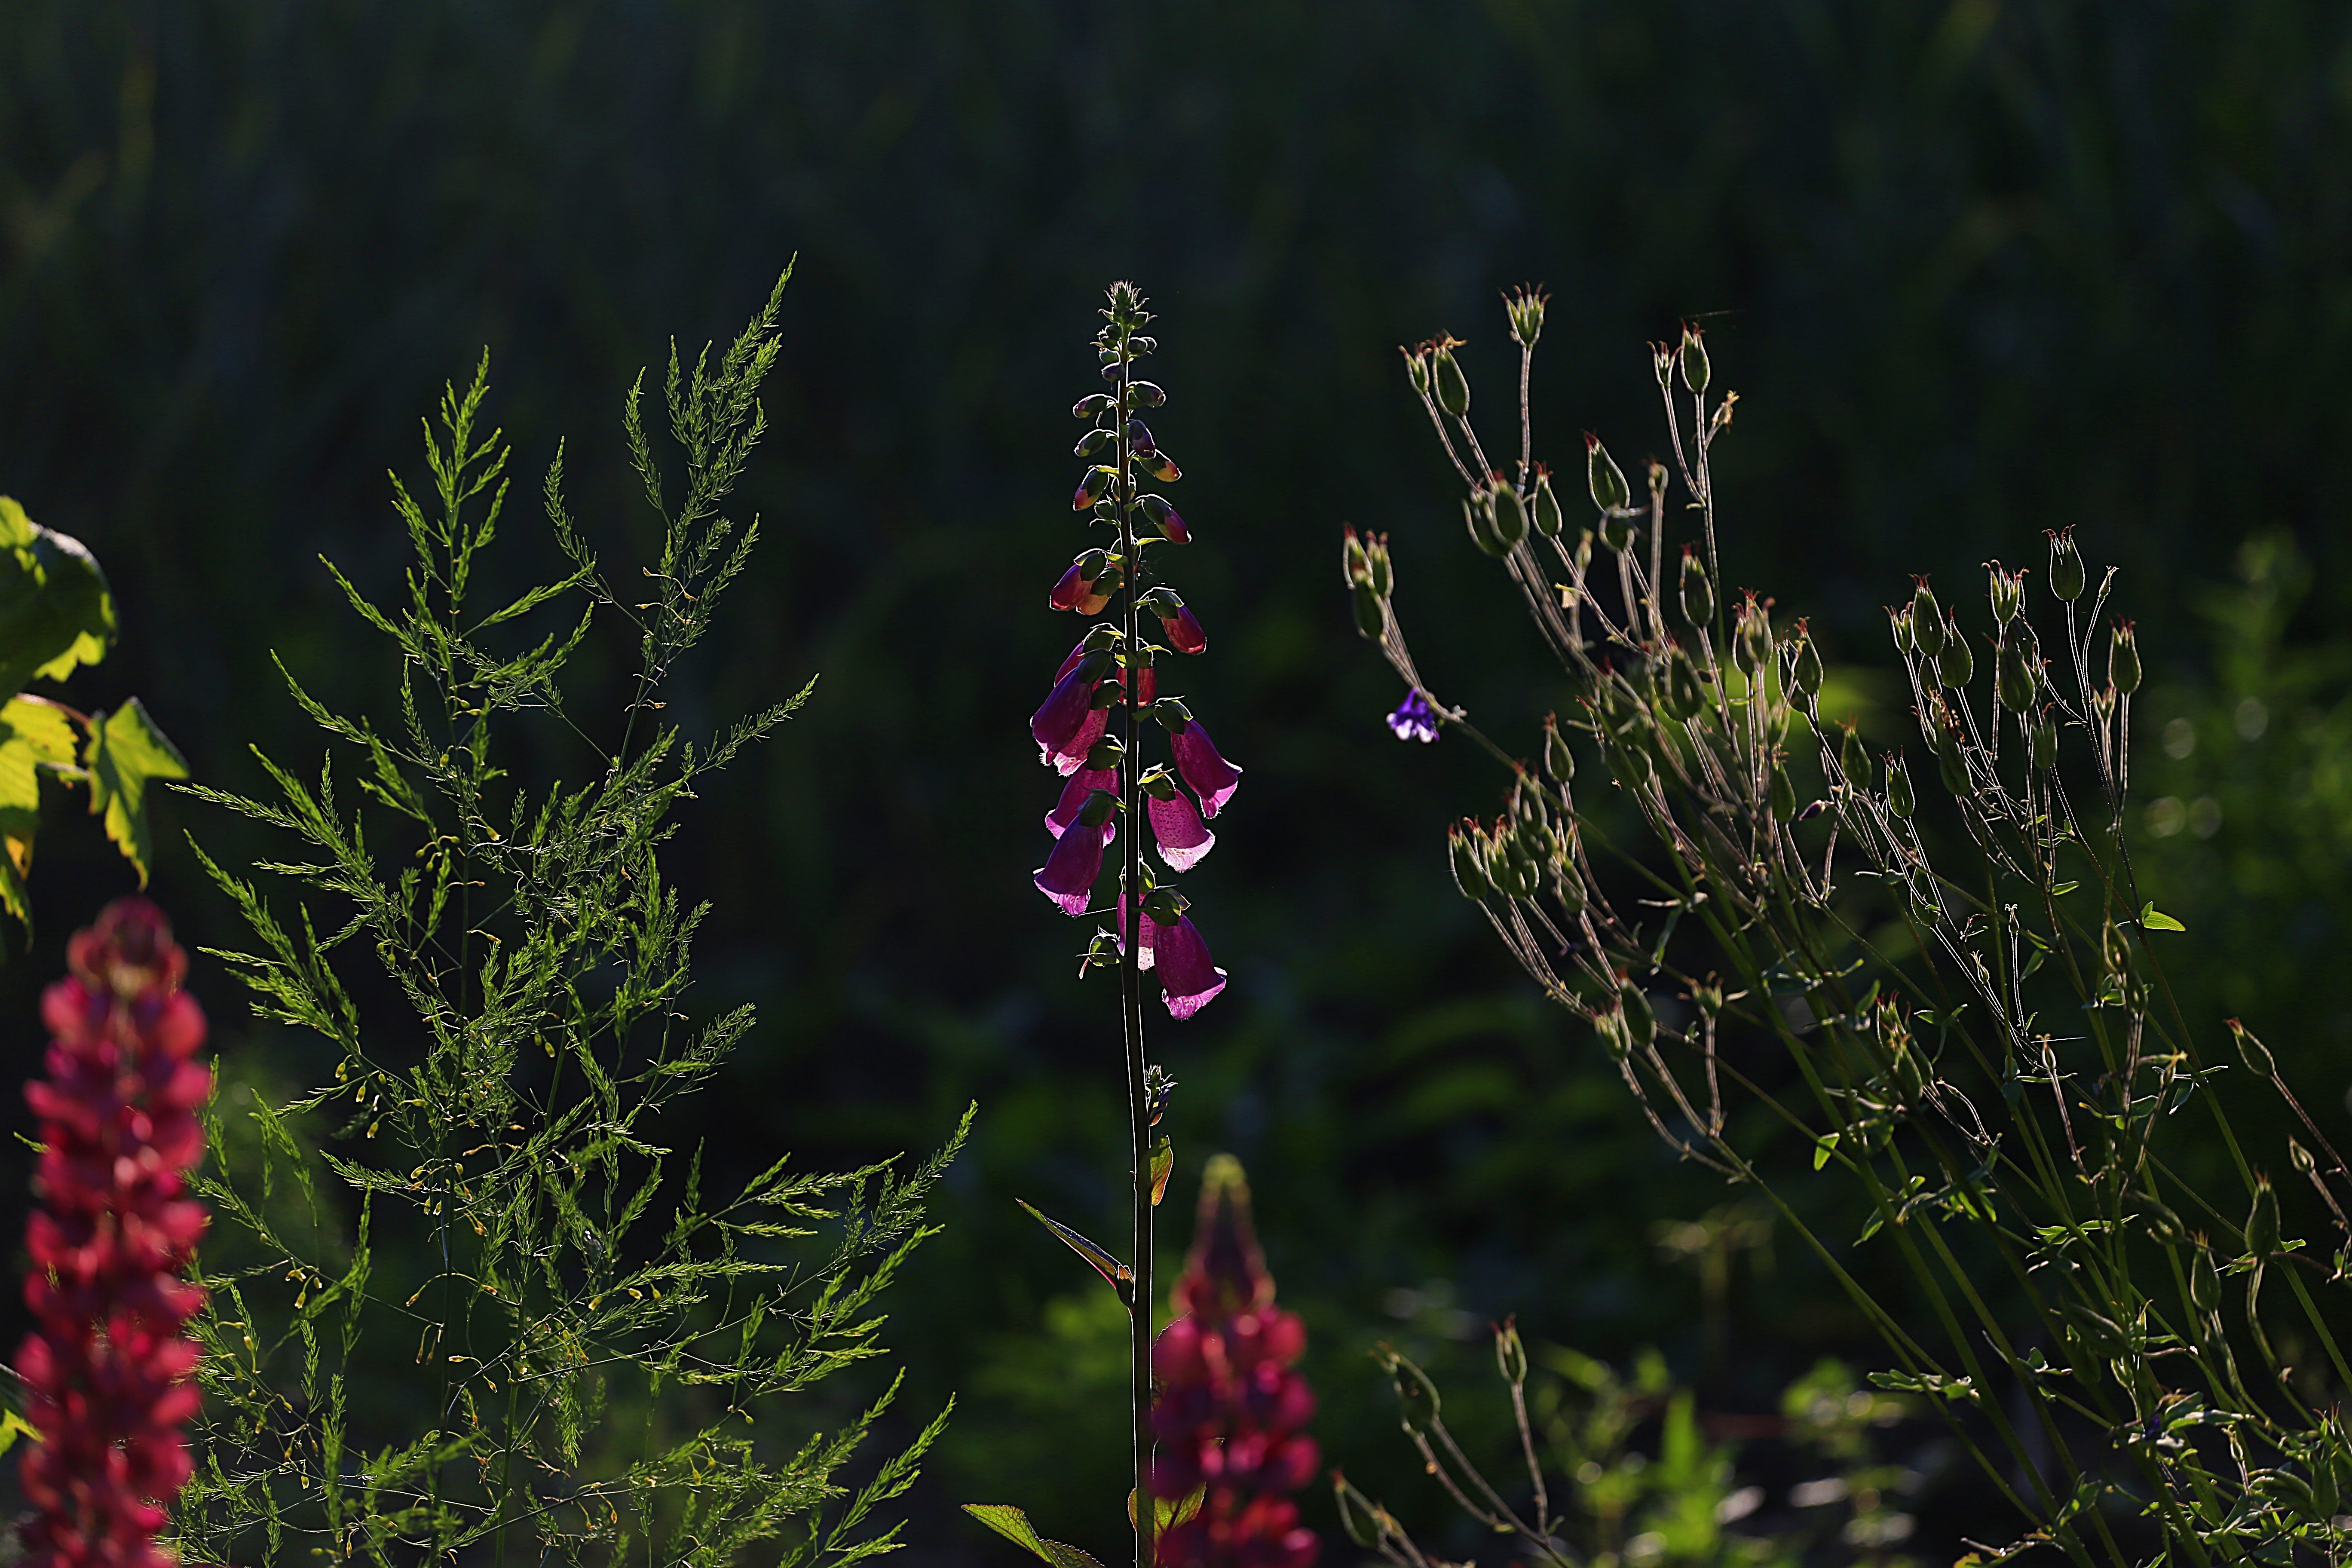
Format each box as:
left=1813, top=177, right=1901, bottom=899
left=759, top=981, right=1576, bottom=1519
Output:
left=0, top=497, right=116, bottom=691
left=0, top=694, right=82, bottom=925
left=81, top=698, right=187, bottom=886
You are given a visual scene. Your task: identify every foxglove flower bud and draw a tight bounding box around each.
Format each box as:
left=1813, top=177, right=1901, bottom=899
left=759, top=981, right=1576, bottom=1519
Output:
left=1143, top=588, right=1207, bottom=655
left=1156, top=702, right=1243, bottom=818
left=2190, top=1244, right=2222, bottom=1316
left=1141, top=768, right=1216, bottom=872
left=1584, top=432, right=1629, bottom=514
left=1431, top=342, right=1470, bottom=417
left=1034, top=790, right=1117, bottom=915
left=2109, top=622, right=2141, bottom=695
left=1909, top=580, right=1945, bottom=659
left=2048, top=527, right=2086, bottom=602
left=1134, top=448, right=1181, bottom=484
left=1936, top=622, right=1973, bottom=688
left=1046, top=763, right=1121, bottom=835
left=1490, top=480, right=1529, bottom=550
left=1127, top=419, right=1157, bottom=455
left=1679, top=321, right=1710, bottom=395
left=1075, top=426, right=1116, bottom=458
left=1074, top=393, right=1115, bottom=419
left=1140, top=493, right=1189, bottom=543
left=1679, top=547, right=1714, bottom=627
left=1885, top=753, right=1916, bottom=818
left=1987, top=562, right=2026, bottom=625
left=1051, top=549, right=1118, bottom=613
left=1127, top=380, right=1167, bottom=409
left=1074, top=465, right=1116, bottom=511
left=18, top=899, right=211, bottom=1568
left=1531, top=468, right=1563, bottom=538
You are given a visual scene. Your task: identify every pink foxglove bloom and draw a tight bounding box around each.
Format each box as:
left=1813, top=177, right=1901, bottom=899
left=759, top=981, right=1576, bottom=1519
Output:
left=1034, top=793, right=1115, bottom=916
left=1033, top=655, right=1112, bottom=775
left=1057, top=638, right=1155, bottom=707
left=1147, top=788, right=1215, bottom=872
left=1161, top=604, right=1207, bottom=655
left=19, top=898, right=211, bottom=1568
left=1151, top=1158, right=1319, bottom=1568
left=1145, top=910, right=1227, bottom=1019
left=1046, top=766, right=1120, bottom=835
left=1170, top=720, right=1242, bottom=819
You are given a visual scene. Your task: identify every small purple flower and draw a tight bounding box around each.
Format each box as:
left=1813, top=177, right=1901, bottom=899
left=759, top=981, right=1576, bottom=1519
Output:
left=1147, top=912, right=1228, bottom=1019
left=1147, top=788, right=1216, bottom=872
left=1387, top=690, right=1440, bottom=744
left=1170, top=720, right=1242, bottom=819
left=1046, top=766, right=1120, bottom=835
left=1034, top=793, right=1116, bottom=916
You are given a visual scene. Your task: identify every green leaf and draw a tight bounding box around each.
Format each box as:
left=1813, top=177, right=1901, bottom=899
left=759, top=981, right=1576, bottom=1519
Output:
left=1150, top=1136, right=1174, bottom=1207
left=81, top=698, right=189, bottom=885
left=0, top=694, right=82, bottom=923
left=0, top=497, right=116, bottom=691
left=0, top=1408, right=38, bottom=1458
left=1813, top=1132, right=1841, bottom=1171
left=961, top=1505, right=1107, bottom=1568
left=2138, top=901, right=2187, bottom=933
left=1015, top=1199, right=1133, bottom=1303
left=1129, top=1484, right=1205, bottom=1532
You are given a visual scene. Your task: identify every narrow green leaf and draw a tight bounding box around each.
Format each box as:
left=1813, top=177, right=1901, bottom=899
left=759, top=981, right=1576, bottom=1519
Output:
left=1149, top=1136, right=1174, bottom=1207
left=81, top=697, right=190, bottom=885
left=1015, top=1200, right=1133, bottom=1302
left=2138, top=901, right=2186, bottom=933
left=1813, top=1132, right=1841, bottom=1171
left=961, top=1505, right=1106, bottom=1568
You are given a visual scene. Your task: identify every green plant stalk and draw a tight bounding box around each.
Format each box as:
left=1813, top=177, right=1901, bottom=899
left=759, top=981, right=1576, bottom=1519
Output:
left=1114, top=328, right=1155, bottom=1568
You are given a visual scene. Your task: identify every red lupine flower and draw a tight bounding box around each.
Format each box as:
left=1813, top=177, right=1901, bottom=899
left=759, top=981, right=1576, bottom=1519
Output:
left=1034, top=793, right=1116, bottom=916
left=18, top=897, right=211, bottom=1568
left=1169, top=720, right=1242, bottom=819
left=1150, top=1158, right=1318, bottom=1568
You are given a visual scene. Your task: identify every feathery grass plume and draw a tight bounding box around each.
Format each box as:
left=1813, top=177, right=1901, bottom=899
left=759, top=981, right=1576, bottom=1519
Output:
left=170, top=269, right=971, bottom=1568
left=18, top=898, right=211, bottom=1568
left=1360, top=291, right=2352, bottom=1561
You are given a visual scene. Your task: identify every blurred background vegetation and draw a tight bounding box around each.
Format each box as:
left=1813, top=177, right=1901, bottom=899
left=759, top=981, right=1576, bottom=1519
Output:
left=3, top=2, right=2349, bottom=1562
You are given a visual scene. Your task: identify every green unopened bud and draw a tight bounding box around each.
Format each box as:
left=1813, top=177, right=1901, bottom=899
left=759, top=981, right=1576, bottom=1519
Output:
left=2031, top=711, right=2058, bottom=772
left=1840, top=723, right=1868, bottom=785
left=1886, top=753, right=1916, bottom=818
left=1938, top=727, right=1970, bottom=795
left=1343, top=529, right=1371, bottom=587
left=1936, top=623, right=1974, bottom=688
left=1531, top=469, right=1564, bottom=538
left=1620, top=978, right=1656, bottom=1052
left=1365, top=534, right=1393, bottom=597
left=2190, top=1243, right=2222, bottom=1315
left=2228, top=1018, right=2275, bottom=1078
left=1543, top=714, right=1575, bottom=784
left=1491, top=480, right=1529, bottom=549
left=2048, top=527, right=2086, bottom=602
left=1352, top=582, right=1386, bottom=639
left=1660, top=645, right=1705, bottom=722
left=1679, top=321, right=1710, bottom=395
left=1507, top=288, right=1546, bottom=348
left=1447, top=822, right=1491, bottom=901
left=1888, top=604, right=1914, bottom=660
left=1789, top=630, right=1823, bottom=697
left=1997, top=629, right=2038, bottom=714
left=1733, top=599, right=1773, bottom=676
left=1464, top=492, right=1508, bottom=558
left=2247, top=1177, right=2280, bottom=1259
left=2109, top=623, right=2141, bottom=695
left=1553, top=860, right=1586, bottom=916
left=1679, top=549, right=1714, bottom=627
left=1585, top=432, right=1630, bottom=513
left=1432, top=345, right=1470, bottom=417
left=1909, top=581, right=1945, bottom=658
left=1987, top=563, right=2025, bottom=625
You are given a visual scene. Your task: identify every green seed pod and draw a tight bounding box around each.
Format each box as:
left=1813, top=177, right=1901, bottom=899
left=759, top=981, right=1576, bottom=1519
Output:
left=2031, top=711, right=2059, bottom=772
left=1599, top=511, right=1636, bottom=554
left=1733, top=600, right=1773, bottom=676
left=1620, top=978, right=1656, bottom=1052
left=1585, top=432, right=1630, bottom=513
left=1987, top=563, right=2024, bottom=626
left=1491, top=480, right=1529, bottom=549
left=1910, top=582, right=1946, bottom=658
left=1770, top=763, right=1797, bottom=822
left=1888, top=604, right=1914, bottom=660
left=1446, top=822, right=1491, bottom=901
left=2190, top=1243, right=2222, bottom=1315
left=1387, top=1354, right=1444, bottom=1436
left=2048, top=527, right=2086, bottom=602
left=1494, top=1317, right=1529, bottom=1384
left=1543, top=715, right=1575, bottom=784
left=1661, top=645, right=1705, bottom=721
left=1333, top=1477, right=1382, bottom=1550
left=1790, top=631, right=1823, bottom=697
left=1531, top=470, right=1564, bottom=538
left=1595, top=1007, right=1629, bottom=1063
left=1936, top=623, right=1974, bottom=688
left=1464, top=493, right=1509, bottom=558
left=1937, top=726, right=1970, bottom=795
left=1840, top=723, right=1868, bottom=785
left=1403, top=348, right=1432, bottom=402
left=1889, top=1031, right=1927, bottom=1103
left=1909, top=883, right=1942, bottom=926
left=2109, top=623, right=2141, bottom=695
left=1553, top=861, right=1586, bottom=916
left=1680, top=321, right=1710, bottom=395
left=1886, top=753, right=1916, bottom=818
left=2229, top=1019, right=2275, bottom=1078
left=1365, top=535, right=1393, bottom=597
left=1342, top=530, right=1371, bottom=587
left=1352, top=582, right=1385, bottom=638
left=1432, top=346, right=1470, bottom=418
left=1679, top=548, right=1715, bottom=627
left=1997, top=631, right=2038, bottom=714
left=1507, top=288, right=1546, bottom=348
left=2247, top=1177, right=2279, bottom=1259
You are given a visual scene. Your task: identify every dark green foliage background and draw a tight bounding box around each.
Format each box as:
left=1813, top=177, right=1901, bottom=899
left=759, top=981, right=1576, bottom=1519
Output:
left=4, top=2, right=2350, bottom=1560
